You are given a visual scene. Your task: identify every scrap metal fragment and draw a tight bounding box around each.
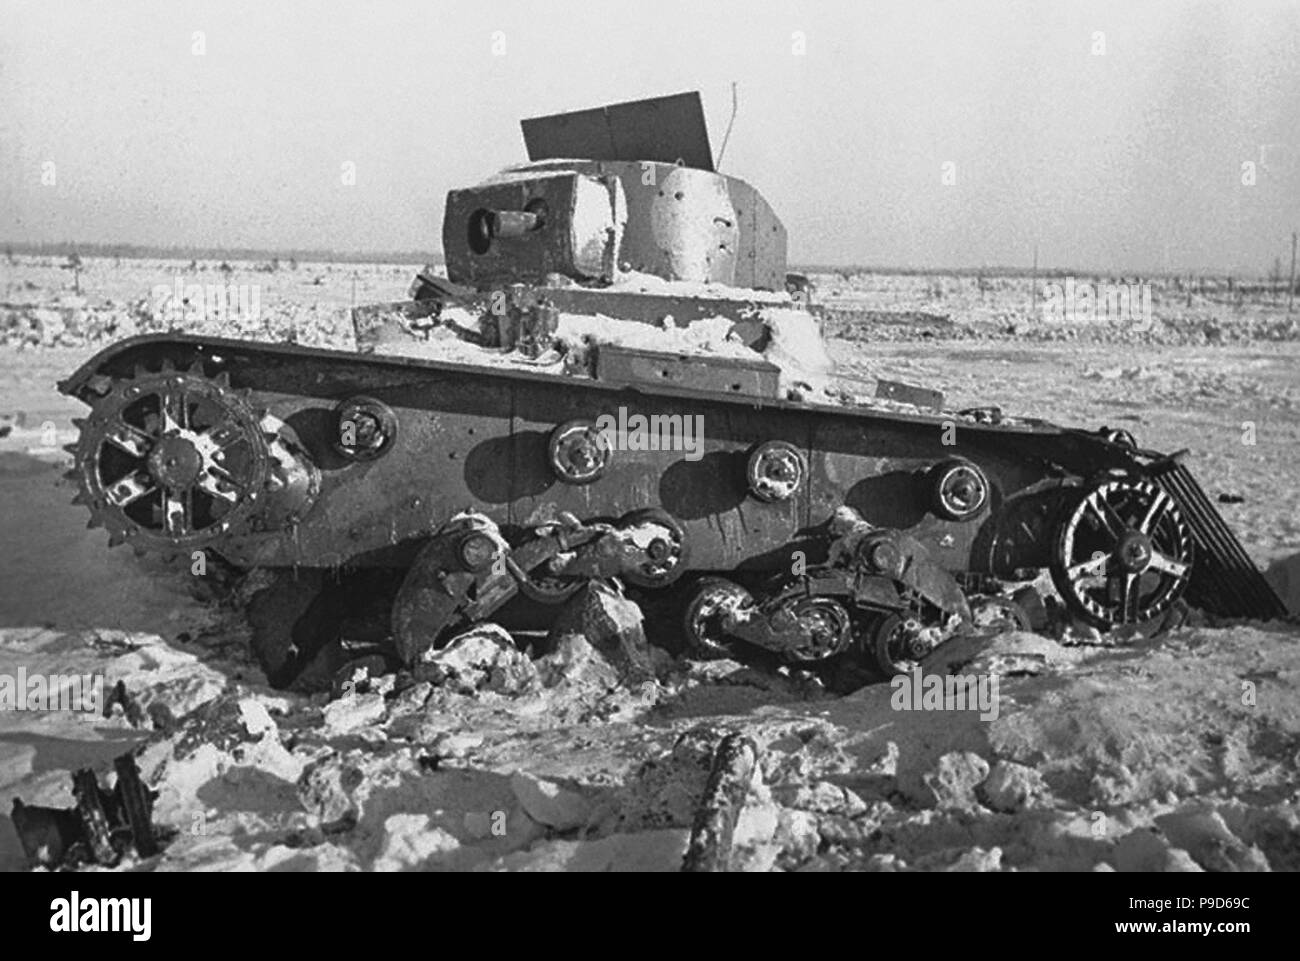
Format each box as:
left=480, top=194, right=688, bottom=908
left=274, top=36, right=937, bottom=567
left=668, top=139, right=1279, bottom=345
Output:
left=350, top=299, right=442, bottom=352
left=103, top=679, right=146, bottom=726
left=72, top=768, right=118, bottom=864
left=10, top=800, right=82, bottom=869
left=681, top=733, right=761, bottom=872
left=875, top=379, right=944, bottom=410
left=8, top=753, right=160, bottom=869
left=114, top=754, right=159, bottom=858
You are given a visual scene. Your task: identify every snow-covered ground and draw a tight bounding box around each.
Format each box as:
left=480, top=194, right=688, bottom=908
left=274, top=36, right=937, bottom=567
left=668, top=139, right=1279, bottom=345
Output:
left=2, top=257, right=1297, bottom=872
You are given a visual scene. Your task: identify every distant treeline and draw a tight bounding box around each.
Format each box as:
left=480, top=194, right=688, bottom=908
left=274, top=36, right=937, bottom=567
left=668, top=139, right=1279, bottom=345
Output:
left=793, top=263, right=1078, bottom=278
left=0, top=242, right=1277, bottom=281
left=788, top=263, right=1276, bottom=281
left=1, top=241, right=443, bottom=266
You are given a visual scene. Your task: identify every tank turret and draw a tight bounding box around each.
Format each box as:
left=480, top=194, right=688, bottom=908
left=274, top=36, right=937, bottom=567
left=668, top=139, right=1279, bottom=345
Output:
left=442, top=92, right=785, bottom=291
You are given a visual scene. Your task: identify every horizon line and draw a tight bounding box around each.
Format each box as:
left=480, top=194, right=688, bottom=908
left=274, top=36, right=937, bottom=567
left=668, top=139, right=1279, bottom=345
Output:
left=0, top=240, right=1282, bottom=280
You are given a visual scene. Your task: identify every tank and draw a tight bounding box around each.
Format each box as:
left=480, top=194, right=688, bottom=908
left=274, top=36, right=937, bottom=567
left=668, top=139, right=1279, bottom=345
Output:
left=57, top=92, right=1288, bottom=691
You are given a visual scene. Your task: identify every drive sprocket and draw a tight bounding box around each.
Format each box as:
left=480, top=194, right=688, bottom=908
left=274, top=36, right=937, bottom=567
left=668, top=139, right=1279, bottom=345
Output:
left=69, top=363, right=272, bottom=550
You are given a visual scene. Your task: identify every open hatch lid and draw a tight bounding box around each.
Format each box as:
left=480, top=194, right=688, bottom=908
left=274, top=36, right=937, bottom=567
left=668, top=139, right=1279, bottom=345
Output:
left=521, top=91, right=715, bottom=171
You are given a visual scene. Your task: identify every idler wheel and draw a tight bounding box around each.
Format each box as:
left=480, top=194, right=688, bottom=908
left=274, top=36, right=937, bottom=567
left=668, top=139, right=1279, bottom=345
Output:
left=548, top=419, right=611, bottom=485
left=929, top=457, right=990, bottom=521
left=71, top=366, right=271, bottom=549
left=617, top=508, right=689, bottom=588
left=867, top=612, right=928, bottom=676
left=778, top=595, right=853, bottom=663
left=518, top=570, right=584, bottom=605
left=746, top=440, right=806, bottom=502
left=1050, top=478, right=1193, bottom=628
left=683, top=577, right=753, bottom=660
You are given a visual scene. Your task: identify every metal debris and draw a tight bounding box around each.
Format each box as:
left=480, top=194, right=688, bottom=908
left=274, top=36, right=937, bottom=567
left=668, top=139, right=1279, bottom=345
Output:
left=10, top=753, right=159, bottom=869
left=681, top=733, right=761, bottom=872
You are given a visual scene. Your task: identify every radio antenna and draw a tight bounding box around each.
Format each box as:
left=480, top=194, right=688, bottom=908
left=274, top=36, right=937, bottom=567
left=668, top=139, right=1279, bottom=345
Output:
left=714, top=82, right=738, bottom=170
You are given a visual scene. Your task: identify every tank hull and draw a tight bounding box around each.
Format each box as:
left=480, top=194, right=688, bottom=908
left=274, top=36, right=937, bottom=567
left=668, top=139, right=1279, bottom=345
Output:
left=59, top=333, right=1111, bottom=569
left=58, top=333, right=1287, bottom=683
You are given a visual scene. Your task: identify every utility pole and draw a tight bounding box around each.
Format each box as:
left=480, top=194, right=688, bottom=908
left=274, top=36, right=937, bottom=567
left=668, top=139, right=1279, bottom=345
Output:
left=1289, top=231, right=1297, bottom=314
left=1031, top=243, right=1038, bottom=316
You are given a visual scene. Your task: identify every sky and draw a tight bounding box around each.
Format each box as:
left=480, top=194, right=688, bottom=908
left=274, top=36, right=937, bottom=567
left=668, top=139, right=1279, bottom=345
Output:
left=1, top=0, right=1298, bottom=272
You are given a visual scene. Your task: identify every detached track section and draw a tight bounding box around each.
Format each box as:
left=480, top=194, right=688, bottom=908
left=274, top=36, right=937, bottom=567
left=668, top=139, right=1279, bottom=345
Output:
left=1151, top=460, right=1289, bottom=619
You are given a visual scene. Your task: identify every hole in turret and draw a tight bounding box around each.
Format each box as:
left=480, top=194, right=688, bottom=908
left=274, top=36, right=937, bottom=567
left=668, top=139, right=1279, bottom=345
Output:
left=524, top=198, right=549, bottom=229
left=468, top=209, right=493, bottom=255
